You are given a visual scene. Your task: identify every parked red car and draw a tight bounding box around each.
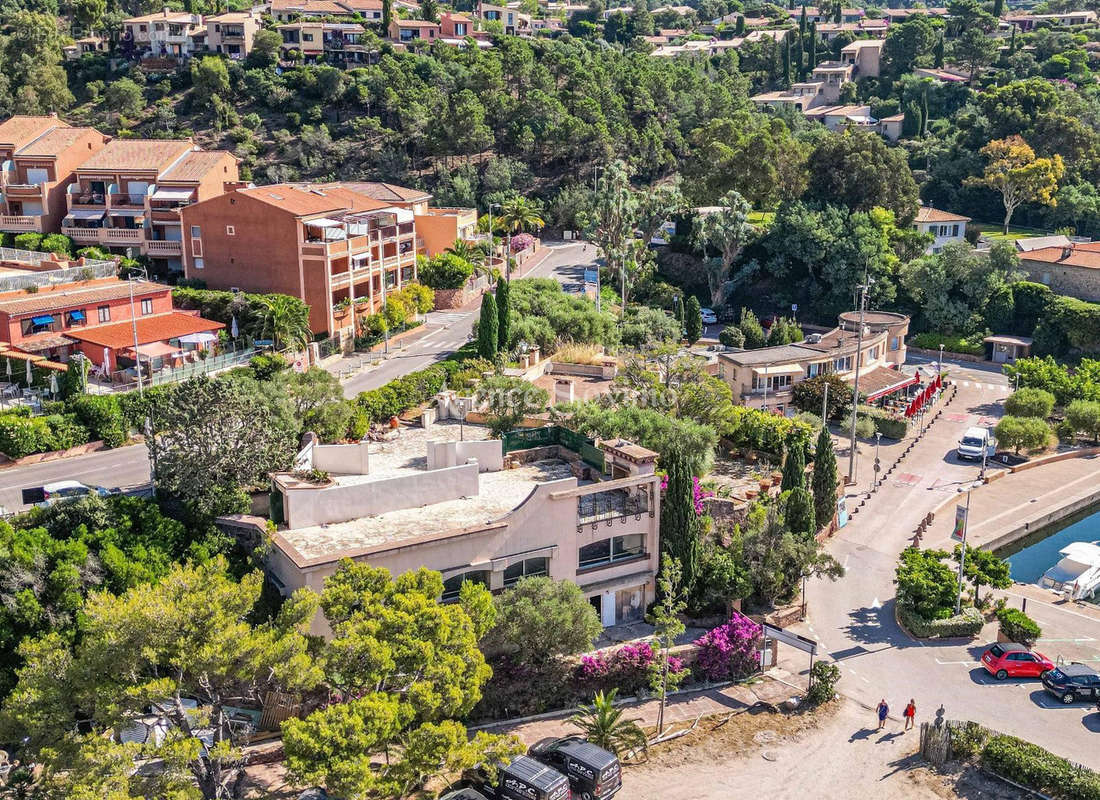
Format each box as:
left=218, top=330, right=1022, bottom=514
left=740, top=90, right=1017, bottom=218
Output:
left=981, top=642, right=1054, bottom=680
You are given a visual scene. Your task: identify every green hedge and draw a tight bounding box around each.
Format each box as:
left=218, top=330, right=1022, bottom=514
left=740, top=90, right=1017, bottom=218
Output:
left=909, top=332, right=985, bottom=356
left=898, top=605, right=984, bottom=638
left=356, top=358, right=475, bottom=424
left=996, top=607, right=1041, bottom=648
left=982, top=734, right=1100, bottom=800
left=858, top=405, right=909, bottom=440
left=68, top=395, right=127, bottom=448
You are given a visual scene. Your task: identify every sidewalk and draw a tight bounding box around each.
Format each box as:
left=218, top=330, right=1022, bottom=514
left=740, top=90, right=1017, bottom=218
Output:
left=475, top=669, right=803, bottom=744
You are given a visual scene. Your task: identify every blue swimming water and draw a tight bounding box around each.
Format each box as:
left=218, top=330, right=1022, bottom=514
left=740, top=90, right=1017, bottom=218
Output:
left=1001, top=506, right=1100, bottom=584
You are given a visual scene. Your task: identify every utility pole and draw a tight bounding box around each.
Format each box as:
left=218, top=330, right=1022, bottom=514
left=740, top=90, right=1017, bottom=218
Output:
left=847, top=276, right=871, bottom=485
left=822, top=380, right=829, bottom=424
left=955, top=488, right=972, bottom=615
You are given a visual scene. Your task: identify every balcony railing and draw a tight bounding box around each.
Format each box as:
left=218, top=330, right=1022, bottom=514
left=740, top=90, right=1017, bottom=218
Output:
left=0, top=215, right=42, bottom=232
left=110, top=193, right=146, bottom=208
left=4, top=183, right=44, bottom=195
left=146, top=240, right=182, bottom=255
left=577, top=488, right=651, bottom=526
left=104, top=228, right=144, bottom=243
left=63, top=226, right=102, bottom=242
left=71, top=191, right=106, bottom=206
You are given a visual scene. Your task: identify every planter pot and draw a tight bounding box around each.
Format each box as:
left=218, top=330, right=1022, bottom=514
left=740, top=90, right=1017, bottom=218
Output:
left=389, top=416, right=400, bottom=429
left=996, top=628, right=1011, bottom=643
left=759, top=480, right=771, bottom=491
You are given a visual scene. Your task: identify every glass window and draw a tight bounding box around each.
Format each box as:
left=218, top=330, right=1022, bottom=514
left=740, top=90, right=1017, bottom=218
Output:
left=193, top=257, right=204, bottom=270
left=578, top=539, right=611, bottom=569
left=190, top=225, right=201, bottom=238
left=579, top=535, right=645, bottom=569
left=503, top=556, right=549, bottom=587
left=140, top=298, right=153, bottom=315
left=441, top=570, right=489, bottom=601
left=890, top=337, right=899, bottom=351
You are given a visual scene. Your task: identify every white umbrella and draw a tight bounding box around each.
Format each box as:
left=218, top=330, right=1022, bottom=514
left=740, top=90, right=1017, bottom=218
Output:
left=102, top=346, right=111, bottom=376
left=49, top=372, right=58, bottom=397
left=25, top=359, right=31, bottom=387
left=178, top=332, right=217, bottom=344
left=4, top=358, right=10, bottom=379
left=230, top=315, right=239, bottom=339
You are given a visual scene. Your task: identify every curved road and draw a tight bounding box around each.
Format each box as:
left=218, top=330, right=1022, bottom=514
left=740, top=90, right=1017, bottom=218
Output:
left=791, top=359, right=1100, bottom=768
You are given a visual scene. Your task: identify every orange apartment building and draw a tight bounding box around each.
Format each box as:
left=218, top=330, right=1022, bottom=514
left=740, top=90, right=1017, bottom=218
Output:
left=61, top=138, right=239, bottom=276
left=180, top=182, right=477, bottom=335
left=0, top=116, right=110, bottom=236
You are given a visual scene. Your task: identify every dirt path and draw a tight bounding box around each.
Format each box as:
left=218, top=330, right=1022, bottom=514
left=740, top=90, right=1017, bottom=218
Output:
left=623, top=698, right=1023, bottom=800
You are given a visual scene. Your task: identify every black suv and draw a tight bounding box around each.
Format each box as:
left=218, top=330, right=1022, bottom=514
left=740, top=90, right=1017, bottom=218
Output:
left=464, top=754, right=571, bottom=800
left=529, top=737, right=622, bottom=800
left=1041, top=663, right=1100, bottom=704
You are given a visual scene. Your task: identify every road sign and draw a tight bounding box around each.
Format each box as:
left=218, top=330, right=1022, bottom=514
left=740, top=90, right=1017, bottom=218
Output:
left=873, top=458, right=881, bottom=473
left=762, top=623, right=818, bottom=656
left=583, top=269, right=598, bottom=284
left=791, top=303, right=798, bottom=312
left=951, top=503, right=968, bottom=543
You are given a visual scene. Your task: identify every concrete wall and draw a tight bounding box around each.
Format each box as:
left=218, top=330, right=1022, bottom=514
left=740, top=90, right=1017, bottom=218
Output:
left=312, top=441, right=370, bottom=475
left=282, top=461, right=480, bottom=529
left=425, top=439, right=503, bottom=472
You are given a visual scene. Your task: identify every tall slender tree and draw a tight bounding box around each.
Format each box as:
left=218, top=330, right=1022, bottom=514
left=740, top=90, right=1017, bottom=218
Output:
left=933, top=32, right=944, bottom=67
left=993, top=0, right=1004, bottom=18
left=1008, top=25, right=1016, bottom=55
left=783, top=33, right=792, bottom=86
left=781, top=435, right=806, bottom=492
left=477, top=292, right=498, bottom=360
left=812, top=426, right=838, bottom=530
left=496, top=278, right=511, bottom=353
left=785, top=486, right=816, bottom=539
left=647, top=554, right=687, bottom=736
left=684, top=296, right=702, bottom=344
left=808, top=22, right=817, bottom=69
left=735, top=14, right=745, bottom=34
left=920, top=85, right=929, bottom=137
left=659, top=450, right=699, bottom=591
left=382, top=0, right=392, bottom=29
left=832, top=1, right=841, bottom=24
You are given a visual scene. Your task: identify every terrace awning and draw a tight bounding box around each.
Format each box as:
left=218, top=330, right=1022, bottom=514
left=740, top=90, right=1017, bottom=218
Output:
left=305, top=217, right=342, bottom=228
left=109, top=209, right=145, bottom=218
left=122, top=342, right=180, bottom=359
left=65, top=209, right=105, bottom=221
left=30, top=315, right=55, bottom=325
left=67, top=310, right=85, bottom=321
left=150, top=187, right=194, bottom=201
left=751, top=364, right=805, bottom=376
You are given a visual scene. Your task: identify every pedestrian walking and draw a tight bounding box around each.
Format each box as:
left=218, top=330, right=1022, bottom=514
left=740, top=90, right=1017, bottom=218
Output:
left=903, top=699, right=916, bottom=731
left=876, top=699, right=889, bottom=730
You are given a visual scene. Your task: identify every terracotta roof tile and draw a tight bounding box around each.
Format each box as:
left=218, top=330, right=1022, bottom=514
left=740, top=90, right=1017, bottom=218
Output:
left=65, top=311, right=224, bottom=349
left=1021, top=245, right=1100, bottom=270
left=160, top=150, right=236, bottom=182
left=0, top=280, right=167, bottom=315
left=0, top=116, right=65, bottom=149
left=16, top=127, right=105, bottom=158
left=330, top=181, right=432, bottom=203
left=237, top=183, right=389, bottom=216
left=915, top=207, right=971, bottom=223
left=77, top=139, right=194, bottom=173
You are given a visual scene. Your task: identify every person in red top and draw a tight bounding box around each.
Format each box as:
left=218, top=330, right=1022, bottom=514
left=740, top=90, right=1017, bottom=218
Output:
left=903, top=699, right=916, bottom=731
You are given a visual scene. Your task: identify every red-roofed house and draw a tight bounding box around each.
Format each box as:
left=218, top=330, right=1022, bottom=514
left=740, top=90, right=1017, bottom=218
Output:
left=913, top=207, right=970, bottom=253
left=1018, top=241, right=1100, bottom=302
left=388, top=17, right=441, bottom=42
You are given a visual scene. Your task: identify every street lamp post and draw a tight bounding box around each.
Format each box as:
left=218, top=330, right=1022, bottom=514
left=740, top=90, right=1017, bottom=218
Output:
left=487, top=202, right=500, bottom=269
left=938, top=343, right=945, bottom=378
left=955, top=487, right=974, bottom=615
left=847, top=276, right=872, bottom=485
left=801, top=570, right=810, bottom=620
left=127, top=266, right=149, bottom=396
left=821, top=380, right=829, bottom=426
left=873, top=431, right=882, bottom=489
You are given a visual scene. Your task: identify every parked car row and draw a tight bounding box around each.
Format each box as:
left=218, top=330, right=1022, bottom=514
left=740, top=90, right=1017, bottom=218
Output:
left=443, top=736, right=622, bottom=800
left=982, top=642, right=1100, bottom=707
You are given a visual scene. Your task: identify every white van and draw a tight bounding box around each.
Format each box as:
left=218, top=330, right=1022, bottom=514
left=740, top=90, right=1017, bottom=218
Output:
left=957, top=427, right=995, bottom=461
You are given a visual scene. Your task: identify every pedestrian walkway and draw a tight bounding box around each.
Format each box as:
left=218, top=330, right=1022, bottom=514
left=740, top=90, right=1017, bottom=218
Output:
left=475, top=669, right=802, bottom=744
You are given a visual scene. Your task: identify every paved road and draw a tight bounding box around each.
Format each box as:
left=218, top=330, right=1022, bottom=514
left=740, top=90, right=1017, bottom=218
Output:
left=787, top=362, right=1100, bottom=769
left=339, top=241, right=596, bottom=397
left=0, top=444, right=151, bottom=514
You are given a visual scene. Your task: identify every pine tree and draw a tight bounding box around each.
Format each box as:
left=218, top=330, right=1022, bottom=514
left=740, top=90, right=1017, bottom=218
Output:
left=496, top=278, right=511, bottom=353
left=786, top=486, right=816, bottom=539
left=781, top=435, right=806, bottom=492
left=812, top=426, right=838, bottom=530
left=477, top=292, right=498, bottom=360
left=685, top=296, right=703, bottom=344
left=659, top=451, right=700, bottom=591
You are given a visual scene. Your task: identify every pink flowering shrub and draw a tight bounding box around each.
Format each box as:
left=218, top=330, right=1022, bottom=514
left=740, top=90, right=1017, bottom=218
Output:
left=692, top=477, right=713, bottom=514
left=574, top=641, right=685, bottom=696
left=510, top=233, right=535, bottom=253
left=693, top=612, right=762, bottom=682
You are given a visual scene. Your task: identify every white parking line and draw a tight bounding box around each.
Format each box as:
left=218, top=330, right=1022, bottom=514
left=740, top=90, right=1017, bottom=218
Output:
left=934, top=659, right=979, bottom=666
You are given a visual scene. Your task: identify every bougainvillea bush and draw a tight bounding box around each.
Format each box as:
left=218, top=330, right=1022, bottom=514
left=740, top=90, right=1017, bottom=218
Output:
left=574, top=641, right=684, bottom=696
left=510, top=233, right=536, bottom=253
left=693, top=612, right=762, bottom=682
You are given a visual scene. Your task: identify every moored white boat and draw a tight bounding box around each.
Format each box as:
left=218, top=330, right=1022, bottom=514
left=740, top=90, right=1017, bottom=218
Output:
left=1039, top=541, right=1100, bottom=600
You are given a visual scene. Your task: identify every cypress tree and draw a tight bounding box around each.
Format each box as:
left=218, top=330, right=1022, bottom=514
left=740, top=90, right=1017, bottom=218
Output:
left=684, top=296, right=702, bottom=344
left=495, top=278, right=511, bottom=353
left=788, top=0, right=794, bottom=10
left=786, top=486, right=816, bottom=539
left=781, top=435, right=807, bottom=492
left=903, top=100, right=921, bottom=138
left=812, top=426, right=839, bottom=530
left=833, top=1, right=841, bottom=24
left=476, top=292, right=498, bottom=360
left=735, top=14, right=745, bottom=35
left=783, top=34, right=792, bottom=86
left=920, top=86, right=929, bottom=137
left=382, top=0, right=392, bottom=29
left=1009, top=26, right=1016, bottom=55
left=933, top=33, right=944, bottom=68
left=809, top=22, right=817, bottom=69
left=993, top=0, right=1004, bottom=17
left=659, top=451, right=699, bottom=591
left=799, top=5, right=807, bottom=39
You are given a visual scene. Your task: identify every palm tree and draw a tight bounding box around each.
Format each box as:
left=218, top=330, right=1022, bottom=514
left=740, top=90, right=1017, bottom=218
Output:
left=568, top=689, right=648, bottom=760
left=260, top=294, right=312, bottom=352
left=496, top=196, right=545, bottom=279
left=446, top=238, right=483, bottom=266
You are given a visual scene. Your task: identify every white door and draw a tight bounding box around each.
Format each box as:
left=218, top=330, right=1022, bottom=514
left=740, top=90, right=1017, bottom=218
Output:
left=601, top=591, right=616, bottom=627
